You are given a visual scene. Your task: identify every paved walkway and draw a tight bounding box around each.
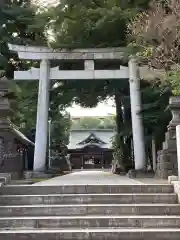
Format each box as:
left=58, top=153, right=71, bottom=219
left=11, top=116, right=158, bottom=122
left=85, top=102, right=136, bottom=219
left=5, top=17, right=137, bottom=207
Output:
left=33, top=170, right=167, bottom=186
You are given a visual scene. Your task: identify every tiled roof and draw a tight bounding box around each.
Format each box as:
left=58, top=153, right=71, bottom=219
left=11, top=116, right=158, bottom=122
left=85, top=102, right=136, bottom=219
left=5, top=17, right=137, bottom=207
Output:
left=10, top=123, right=34, bottom=146
left=68, top=129, right=115, bottom=149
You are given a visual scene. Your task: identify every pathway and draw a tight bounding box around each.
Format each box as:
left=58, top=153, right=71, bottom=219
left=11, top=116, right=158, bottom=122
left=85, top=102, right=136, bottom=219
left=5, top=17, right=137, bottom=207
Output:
left=33, top=170, right=167, bottom=186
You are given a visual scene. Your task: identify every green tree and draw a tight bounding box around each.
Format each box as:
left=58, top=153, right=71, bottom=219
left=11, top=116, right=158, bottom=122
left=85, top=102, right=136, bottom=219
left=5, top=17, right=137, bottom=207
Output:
left=100, top=115, right=116, bottom=129
left=166, top=71, right=180, bottom=96
left=0, top=0, right=46, bottom=77
left=71, top=116, right=116, bottom=130
left=50, top=113, right=71, bottom=146
left=11, top=82, right=38, bottom=134
left=0, top=0, right=41, bottom=135
left=36, top=0, right=165, bottom=171
left=129, top=0, right=180, bottom=70
left=39, top=0, right=150, bottom=48
left=141, top=81, right=172, bottom=153
left=0, top=0, right=71, bottom=145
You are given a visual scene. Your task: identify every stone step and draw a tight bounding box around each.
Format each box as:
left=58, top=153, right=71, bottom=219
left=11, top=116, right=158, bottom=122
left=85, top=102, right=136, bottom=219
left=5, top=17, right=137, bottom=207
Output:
left=9, top=180, right=34, bottom=185
left=1, top=216, right=180, bottom=229
left=0, top=228, right=180, bottom=240
left=0, top=184, right=173, bottom=195
left=0, top=204, right=179, bottom=216
left=0, top=193, right=177, bottom=205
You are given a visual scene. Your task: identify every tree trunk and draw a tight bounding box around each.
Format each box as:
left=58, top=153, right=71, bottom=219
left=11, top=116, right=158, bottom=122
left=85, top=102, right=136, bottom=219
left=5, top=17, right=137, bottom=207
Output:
left=152, top=137, right=156, bottom=172
left=123, top=100, right=133, bottom=170
left=113, top=92, right=125, bottom=172
left=115, top=92, right=123, bottom=134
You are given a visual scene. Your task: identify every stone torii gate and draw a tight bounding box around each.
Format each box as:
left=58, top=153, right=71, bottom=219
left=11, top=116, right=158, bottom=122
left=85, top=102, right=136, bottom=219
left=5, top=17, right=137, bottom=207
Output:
left=8, top=44, right=146, bottom=172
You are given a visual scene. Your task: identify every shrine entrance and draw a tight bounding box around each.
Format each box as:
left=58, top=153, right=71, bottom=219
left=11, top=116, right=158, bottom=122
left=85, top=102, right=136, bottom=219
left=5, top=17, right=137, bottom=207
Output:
left=82, top=146, right=104, bottom=169
left=8, top=44, right=148, bottom=173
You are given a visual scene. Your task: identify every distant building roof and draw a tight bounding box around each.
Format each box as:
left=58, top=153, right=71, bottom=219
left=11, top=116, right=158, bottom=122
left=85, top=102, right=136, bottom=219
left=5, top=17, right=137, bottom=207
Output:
left=68, top=129, right=115, bottom=150
left=12, top=127, right=34, bottom=146
left=10, top=123, right=34, bottom=147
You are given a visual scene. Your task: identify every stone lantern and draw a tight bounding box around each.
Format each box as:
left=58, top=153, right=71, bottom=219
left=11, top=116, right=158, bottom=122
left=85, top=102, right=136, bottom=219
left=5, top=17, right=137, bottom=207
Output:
left=156, top=96, right=180, bottom=178
left=0, top=77, right=34, bottom=178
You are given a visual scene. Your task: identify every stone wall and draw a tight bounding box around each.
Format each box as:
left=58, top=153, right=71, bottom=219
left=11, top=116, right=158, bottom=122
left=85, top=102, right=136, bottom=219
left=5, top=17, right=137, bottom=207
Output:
left=0, top=130, right=24, bottom=175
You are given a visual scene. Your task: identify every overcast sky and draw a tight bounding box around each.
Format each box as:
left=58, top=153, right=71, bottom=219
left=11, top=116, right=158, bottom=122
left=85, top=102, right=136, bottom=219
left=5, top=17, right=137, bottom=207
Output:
left=32, top=0, right=58, bottom=7
left=67, top=99, right=116, bottom=117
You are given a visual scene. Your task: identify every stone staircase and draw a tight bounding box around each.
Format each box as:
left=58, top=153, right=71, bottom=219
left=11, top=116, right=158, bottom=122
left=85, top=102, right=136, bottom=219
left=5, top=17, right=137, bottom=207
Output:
left=0, top=184, right=180, bottom=239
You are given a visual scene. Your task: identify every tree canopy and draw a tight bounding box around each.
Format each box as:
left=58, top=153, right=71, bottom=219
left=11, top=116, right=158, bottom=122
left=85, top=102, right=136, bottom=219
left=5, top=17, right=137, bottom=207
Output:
left=0, top=0, right=71, bottom=144
left=130, top=0, right=180, bottom=70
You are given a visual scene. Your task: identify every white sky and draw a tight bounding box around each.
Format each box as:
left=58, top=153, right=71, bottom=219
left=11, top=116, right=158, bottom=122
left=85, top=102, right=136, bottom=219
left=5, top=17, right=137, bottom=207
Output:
left=32, top=0, right=58, bottom=7
left=67, top=99, right=116, bottom=117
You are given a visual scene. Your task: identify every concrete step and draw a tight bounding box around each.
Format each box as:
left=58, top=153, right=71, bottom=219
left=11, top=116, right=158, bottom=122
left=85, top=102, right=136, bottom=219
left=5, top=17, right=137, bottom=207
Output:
left=1, top=216, right=180, bottom=229
left=0, top=193, right=177, bottom=205
left=0, top=228, right=180, bottom=240
left=0, top=184, right=173, bottom=195
left=0, top=204, right=179, bottom=216
left=9, top=180, right=34, bottom=185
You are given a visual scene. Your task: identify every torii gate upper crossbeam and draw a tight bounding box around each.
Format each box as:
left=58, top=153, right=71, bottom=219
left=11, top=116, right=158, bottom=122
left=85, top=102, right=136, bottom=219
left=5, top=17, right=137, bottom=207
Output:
left=8, top=44, right=126, bottom=60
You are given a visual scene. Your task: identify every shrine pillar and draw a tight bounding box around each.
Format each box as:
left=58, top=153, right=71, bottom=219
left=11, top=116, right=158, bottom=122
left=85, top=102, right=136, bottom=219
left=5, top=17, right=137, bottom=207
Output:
left=33, top=59, right=50, bottom=171
left=129, top=58, right=146, bottom=171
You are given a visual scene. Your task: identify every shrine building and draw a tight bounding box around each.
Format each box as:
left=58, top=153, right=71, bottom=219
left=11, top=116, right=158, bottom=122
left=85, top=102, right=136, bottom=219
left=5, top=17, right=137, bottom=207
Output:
left=68, top=129, right=114, bottom=169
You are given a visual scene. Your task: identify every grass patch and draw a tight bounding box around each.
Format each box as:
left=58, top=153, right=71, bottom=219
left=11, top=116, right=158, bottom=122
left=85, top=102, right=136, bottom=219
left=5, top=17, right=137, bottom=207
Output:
left=31, top=178, right=49, bottom=183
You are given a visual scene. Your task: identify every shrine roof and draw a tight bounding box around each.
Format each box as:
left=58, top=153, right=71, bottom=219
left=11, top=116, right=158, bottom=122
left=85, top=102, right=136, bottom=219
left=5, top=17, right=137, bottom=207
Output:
left=10, top=124, right=34, bottom=146
left=68, top=129, right=115, bottom=150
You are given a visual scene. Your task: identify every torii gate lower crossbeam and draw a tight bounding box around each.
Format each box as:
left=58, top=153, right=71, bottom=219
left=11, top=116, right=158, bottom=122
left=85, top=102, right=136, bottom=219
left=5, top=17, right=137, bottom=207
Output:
left=8, top=44, right=146, bottom=172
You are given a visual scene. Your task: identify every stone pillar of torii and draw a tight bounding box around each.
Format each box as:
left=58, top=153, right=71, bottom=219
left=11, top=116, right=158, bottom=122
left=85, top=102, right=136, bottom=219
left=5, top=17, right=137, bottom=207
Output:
left=8, top=44, right=157, bottom=172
